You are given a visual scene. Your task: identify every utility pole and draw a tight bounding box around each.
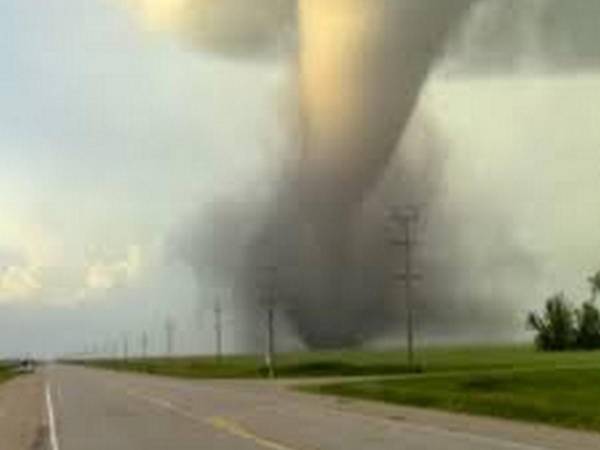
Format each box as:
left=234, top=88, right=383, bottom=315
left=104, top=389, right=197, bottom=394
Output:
left=165, top=317, right=175, bottom=357
left=388, top=206, right=422, bottom=367
left=122, top=333, right=129, bottom=361
left=262, top=266, right=277, bottom=379
left=140, top=331, right=149, bottom=358
left=266, top=302, right=275, bottom=378
left=214, top=301, right=223, bottom=363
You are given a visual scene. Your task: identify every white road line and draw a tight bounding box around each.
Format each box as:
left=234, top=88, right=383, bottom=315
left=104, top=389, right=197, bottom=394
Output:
left=45, top=382, right=60, bottom=450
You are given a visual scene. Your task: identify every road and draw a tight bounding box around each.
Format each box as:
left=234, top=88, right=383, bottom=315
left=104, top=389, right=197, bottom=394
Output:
left=41, top=365, right=600, bottom=450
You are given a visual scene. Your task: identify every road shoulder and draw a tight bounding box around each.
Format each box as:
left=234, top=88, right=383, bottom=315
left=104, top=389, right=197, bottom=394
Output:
left=0, top=373, right=45, bottom=450
left=288, top=383, right=600, bottom=450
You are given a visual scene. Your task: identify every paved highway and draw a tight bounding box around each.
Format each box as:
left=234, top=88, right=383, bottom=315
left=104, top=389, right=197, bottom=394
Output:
left=42, top=365, right=600, bottom=450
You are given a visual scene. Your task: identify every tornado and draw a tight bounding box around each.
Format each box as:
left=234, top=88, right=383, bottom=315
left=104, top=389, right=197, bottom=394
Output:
left=126, top=0, right=477, bottom=347
left=298, top=1, right=474, bottom=207
left=285, top=1, right=475, bottom=346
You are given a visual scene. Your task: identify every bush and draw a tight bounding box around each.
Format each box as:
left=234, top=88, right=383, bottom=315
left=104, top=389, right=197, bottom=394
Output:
left=575, top=301, right=600, bottom=350
left=528, top=289, right=600, bottom=351
left=527, top=293, right=576, bottom=351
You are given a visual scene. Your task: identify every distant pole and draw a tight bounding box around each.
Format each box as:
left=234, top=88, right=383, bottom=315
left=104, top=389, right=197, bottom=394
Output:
left=389, top=206, right=422, bottom=367
left=165, top=317, right=175, bottom=357
left=214, top=300, right=223, bottom=363
left=266, top=303, right=275, bottom=378
left=122, top=334, right=129, bottom=361
left=263, top=266, right=277, bottom=379
left=141, top=331, right=148, bottom=358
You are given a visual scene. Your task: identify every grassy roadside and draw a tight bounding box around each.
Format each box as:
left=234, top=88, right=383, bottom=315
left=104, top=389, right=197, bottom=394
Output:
left=74, top=352, right=421, bottom=379
left=72, top=346, right=600, bottom=432
left=74, top=345, right=600, bottom=379
left=0, top=363, right=17, bottom=384
left=304, top=366, right=600, bottom=432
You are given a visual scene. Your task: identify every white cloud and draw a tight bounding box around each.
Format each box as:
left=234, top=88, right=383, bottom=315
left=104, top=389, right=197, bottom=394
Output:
left=84, top=245, right=142, bottom=292
left=0, top=265, right=42, bottom=302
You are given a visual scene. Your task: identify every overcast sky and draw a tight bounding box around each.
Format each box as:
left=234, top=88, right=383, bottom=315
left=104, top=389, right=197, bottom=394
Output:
left=0, top=0, right=286, bottom=357
left=1, top=0, right=600, bottom=357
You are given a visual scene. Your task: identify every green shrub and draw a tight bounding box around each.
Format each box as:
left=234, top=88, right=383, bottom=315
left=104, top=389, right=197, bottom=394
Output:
left=527, top=293, right=576, bottom=351
left=575, top=301, right=600, bottom=350
left=528, top=287, right=600, bottom=351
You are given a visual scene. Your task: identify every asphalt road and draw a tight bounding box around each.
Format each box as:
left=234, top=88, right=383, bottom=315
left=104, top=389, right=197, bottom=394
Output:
left=43, top=365, right=600, bottom=450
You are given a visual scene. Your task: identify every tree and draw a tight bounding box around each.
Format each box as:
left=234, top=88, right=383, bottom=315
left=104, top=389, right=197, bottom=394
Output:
left=575, top=300, right=600, bottom=349
left=588, top=271, right=600, bottom=302
left=527, top=293, right=576, bottom=351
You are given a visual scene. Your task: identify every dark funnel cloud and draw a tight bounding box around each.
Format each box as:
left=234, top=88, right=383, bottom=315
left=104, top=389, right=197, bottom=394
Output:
left=174, top=0, right=477, bottom=349
left=169, top=0, right=600, bottom=349
left=268, top=1, right=476, bottom=347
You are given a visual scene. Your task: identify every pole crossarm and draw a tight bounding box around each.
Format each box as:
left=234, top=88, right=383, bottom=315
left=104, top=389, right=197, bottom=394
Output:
left=393, top=272, right=423, bottom=283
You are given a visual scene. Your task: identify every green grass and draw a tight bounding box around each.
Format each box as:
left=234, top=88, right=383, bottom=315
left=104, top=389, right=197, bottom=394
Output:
left=76, top=352, right=422, bottom=379
left=76, top=345, right=600, bottom=379
left=0, top=362, right=17, bottom=384
left=306, top=366, right=600, bottom=432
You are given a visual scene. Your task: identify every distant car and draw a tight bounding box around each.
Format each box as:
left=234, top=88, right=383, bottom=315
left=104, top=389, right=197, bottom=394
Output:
left=15, top=359, right=35, bottom=374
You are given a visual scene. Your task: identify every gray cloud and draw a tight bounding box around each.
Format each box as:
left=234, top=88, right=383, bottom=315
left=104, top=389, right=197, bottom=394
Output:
left=447, top=0, right=600, bottom=74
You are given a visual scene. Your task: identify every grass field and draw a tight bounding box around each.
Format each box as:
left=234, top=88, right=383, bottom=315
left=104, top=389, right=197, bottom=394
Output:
left=77, top=351, right=421, bottom=379
left=78, top=345, right=600, bottom=379
left=0, top=362, right=16, bottom=384
left=306, top=366, right=600, bottom=432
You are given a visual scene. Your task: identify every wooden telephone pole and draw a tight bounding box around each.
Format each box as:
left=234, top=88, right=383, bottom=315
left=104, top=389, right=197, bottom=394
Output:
left=214, top=301, right=223, bottom=363
left=140, top=331, right=149, bottom=358
left=388, top=206, right=422, bottom=367
left=165, top=317, right=175, bottom=356
left=262, top=265, right=277, bottom=379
